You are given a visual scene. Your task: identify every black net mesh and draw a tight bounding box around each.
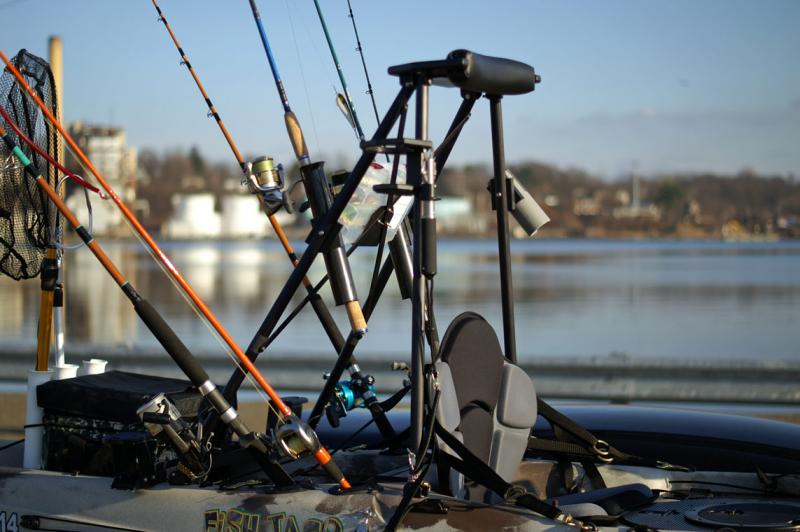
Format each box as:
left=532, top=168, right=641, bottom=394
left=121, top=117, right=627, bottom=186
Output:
left=0, top=49, right=60, bottom=280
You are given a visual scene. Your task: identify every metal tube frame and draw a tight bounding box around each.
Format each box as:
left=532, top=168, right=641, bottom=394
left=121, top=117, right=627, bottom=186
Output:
left=489, top=96, right=517, bottom=363
left=223, top=71, right=509, bottom=456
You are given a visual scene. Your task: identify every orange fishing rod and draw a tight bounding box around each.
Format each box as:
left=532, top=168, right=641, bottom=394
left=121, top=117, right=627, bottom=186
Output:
left=0, top=116, right=344, bottom=487
left=0, top=51, right=350, bottom=488
left=155, top=0, right=366, bottom=338
left=150, top=0, right=346, bottom=353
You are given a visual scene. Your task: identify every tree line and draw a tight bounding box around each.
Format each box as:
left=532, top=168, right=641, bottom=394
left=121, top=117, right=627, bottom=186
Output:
left=132, top=148, right=800, bottom=238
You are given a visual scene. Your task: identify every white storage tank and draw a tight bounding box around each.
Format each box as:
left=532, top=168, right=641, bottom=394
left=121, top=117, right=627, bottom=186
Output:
left=220, top=195, right=268, bottom=238
left=164, top=193, right=221, bottom=239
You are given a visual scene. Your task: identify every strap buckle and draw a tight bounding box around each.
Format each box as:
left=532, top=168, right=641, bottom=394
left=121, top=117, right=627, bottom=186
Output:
left=503, top=484, right=527, bottom=502
left=556, top=513, right=597, bottom=531
left=591, top=440, right=614, bottom=463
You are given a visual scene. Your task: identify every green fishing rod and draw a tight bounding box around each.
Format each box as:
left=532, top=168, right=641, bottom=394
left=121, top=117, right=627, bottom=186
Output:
left=245, top=0, right=367, bottom=339
left=310, top=0, right=364, bottom=141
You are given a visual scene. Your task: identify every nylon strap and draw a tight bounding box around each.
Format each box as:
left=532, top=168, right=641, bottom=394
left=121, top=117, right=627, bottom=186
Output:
left=433, top=421, right=562, bottom=519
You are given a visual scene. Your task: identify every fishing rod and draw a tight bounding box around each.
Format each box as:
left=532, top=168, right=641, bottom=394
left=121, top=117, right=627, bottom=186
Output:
left=0, top=116, right=329, bottom=487
left=150, top=0, right=347, bottom=356
left=310, top=0, right=364, bottom=141
left=345, top=0, right=380, bottom=127
left=152, top=0, right=398, bottom=438
left=245, top=0, right=366, bottom=337
left=0, top=50, right=350, bottom=488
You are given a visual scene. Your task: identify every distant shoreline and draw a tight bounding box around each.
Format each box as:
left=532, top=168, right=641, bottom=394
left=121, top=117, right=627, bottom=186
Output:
left=61, top=232, right=795, bottom=243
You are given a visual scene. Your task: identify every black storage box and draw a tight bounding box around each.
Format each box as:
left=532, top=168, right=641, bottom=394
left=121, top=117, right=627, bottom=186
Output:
left=37, top=371, right=203, bottom=476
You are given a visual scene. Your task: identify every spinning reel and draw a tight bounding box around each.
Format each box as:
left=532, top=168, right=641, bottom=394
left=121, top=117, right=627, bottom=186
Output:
left=244, top=156, right=293, bottom=215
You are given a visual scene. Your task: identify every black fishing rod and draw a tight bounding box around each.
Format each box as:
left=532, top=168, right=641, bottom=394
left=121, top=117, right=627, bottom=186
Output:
left=246, top=0, right=367, bottom=340
left=310, top=0, right=364, bottom=140
left=345, top=0, right=381, bottom=127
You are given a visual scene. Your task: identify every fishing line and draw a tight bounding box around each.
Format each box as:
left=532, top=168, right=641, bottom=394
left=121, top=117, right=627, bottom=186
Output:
left=132, top=237, right=280, bottom=417
left=331, top=416, right=374, bottom=455
left=296, top=7, right=340, bottom=105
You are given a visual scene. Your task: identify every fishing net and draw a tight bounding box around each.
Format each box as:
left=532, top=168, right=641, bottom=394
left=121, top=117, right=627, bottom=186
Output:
left=0, top=49, right=60, bottom=280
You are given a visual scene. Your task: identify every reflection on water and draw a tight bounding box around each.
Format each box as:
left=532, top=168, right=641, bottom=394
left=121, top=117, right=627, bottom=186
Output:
left=1, top=239, right=799, bottom=362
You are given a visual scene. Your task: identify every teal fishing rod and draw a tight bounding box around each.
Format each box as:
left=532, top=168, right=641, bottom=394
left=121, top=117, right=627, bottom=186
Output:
left=310, top=0, right=364, bottom=141
left=244, top=0, right=367, bottom=337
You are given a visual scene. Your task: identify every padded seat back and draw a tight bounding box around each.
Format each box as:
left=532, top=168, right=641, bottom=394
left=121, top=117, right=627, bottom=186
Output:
left=434, top=312, right=537, bottom=501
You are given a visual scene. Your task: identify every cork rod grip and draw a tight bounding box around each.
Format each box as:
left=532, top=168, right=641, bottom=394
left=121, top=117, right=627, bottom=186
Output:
left=345, top=300, right=368, bottom=336
left=284, top=111, right=309, bottom=161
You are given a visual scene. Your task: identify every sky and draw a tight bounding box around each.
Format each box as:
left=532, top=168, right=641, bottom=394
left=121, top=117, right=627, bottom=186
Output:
left=1, top=0, right=798, bottom=179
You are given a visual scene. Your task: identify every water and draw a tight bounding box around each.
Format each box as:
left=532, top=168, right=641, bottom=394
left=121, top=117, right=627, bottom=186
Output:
left=1, top=238, right=798, bottom=363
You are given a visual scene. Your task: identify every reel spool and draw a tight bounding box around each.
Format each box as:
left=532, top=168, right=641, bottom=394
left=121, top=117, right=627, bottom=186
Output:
left=246, top=156, right=291, bottom=215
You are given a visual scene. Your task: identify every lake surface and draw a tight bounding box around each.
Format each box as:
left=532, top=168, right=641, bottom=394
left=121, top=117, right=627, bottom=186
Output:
left=1, top=239, right=798, bottom=364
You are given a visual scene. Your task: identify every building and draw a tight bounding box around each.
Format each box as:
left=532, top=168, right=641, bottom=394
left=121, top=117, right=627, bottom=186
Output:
left=66, top=122, right=138, bottom=234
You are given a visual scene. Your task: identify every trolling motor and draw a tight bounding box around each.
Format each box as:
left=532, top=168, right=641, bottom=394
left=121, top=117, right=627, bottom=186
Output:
left=245, top=156, right=292, bottom=215
left=137, top=393, right=208, bottom=482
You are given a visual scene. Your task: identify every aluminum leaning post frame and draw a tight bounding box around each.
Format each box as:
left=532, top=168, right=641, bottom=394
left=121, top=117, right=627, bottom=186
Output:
left=223, top=50, right=541, bottom=454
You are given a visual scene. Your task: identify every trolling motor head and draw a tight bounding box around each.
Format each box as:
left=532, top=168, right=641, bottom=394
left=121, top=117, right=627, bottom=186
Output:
left=245, top=156, right=290, bottom=215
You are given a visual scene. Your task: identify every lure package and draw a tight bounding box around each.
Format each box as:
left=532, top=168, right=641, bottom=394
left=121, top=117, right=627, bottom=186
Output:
left=337, top=161, right=413, bottom=246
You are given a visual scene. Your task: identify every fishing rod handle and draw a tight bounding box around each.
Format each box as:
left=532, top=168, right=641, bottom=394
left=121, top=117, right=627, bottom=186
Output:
left=345, top=301, right=367, bottom=335
left=300, top=161, right=367, bottom=334
left=132, top=298, right=259, bottom=444
left=284, top=112, right=309, bottom=162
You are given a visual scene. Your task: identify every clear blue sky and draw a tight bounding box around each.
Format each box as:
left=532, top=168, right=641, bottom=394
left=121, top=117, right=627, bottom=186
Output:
left=1, top=0, right=798, bottom=178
